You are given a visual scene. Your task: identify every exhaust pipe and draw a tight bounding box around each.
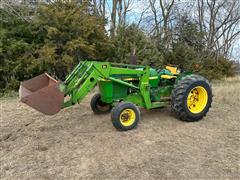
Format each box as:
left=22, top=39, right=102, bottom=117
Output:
left=19, top=73, right=64, bottom=115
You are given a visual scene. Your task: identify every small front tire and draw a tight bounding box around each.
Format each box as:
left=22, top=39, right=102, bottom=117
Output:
left=111, top=102, right=140, bottom=131
left=90, top=93, right=112, bottom=114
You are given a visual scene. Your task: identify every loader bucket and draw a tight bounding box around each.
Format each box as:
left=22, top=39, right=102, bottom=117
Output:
left=19, top=73, right=64, bottom=115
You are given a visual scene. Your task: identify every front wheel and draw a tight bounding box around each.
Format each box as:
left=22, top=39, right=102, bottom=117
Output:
left=171, top=74, right=212, bottom=122
left=90, top=93, right=112, bottom=114
left=111, top=102, right=140, bottom=131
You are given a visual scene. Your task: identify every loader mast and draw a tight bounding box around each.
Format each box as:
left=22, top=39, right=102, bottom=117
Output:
left=62, top=62, right=101, bottom=107
left=61, top=61, right=150, bottom=109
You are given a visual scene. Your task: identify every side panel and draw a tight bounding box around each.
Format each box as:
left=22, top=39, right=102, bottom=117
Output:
left=98, top=80, right=113, bottom=102
left=113, top=83, right=128, bottom=99
left=99, top=80, right=128, bottom=103
left=151, top=85, right=173, bottom=102
left=124, top=93, right=145, bottom=107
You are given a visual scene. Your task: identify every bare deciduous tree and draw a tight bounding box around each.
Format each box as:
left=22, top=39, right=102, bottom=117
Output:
left=147, top=0, right=175, bottom=48
left=92, top=0, right=106, bottom=17
left=159, top=0, right=175, bottom=42
left=195, top=0, right=240, bottom=58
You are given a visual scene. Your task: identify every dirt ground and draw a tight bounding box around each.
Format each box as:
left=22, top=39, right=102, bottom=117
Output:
left=0, top=79, right=240, bottom=179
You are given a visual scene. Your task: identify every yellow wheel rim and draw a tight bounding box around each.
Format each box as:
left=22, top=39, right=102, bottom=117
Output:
left=187, top=86, right=208, bottom=114
left=120, top=109, right=136, bottom=126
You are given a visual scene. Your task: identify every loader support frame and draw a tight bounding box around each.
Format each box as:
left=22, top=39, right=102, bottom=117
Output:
left=60, top=61, right=157, bottom=109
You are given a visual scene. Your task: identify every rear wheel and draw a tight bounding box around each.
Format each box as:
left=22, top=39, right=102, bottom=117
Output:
left=111, top=102, right=140, bottom=131
left=90, top=93, right=112, bottom=114
left=171, top=74, right=212, bottom=122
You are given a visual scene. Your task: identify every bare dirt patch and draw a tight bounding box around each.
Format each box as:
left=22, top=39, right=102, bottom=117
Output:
left=0, top=80, right=240, bottom=179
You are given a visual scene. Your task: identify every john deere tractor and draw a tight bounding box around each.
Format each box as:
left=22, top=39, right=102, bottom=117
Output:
left=19, top=61, right=212, bottom=131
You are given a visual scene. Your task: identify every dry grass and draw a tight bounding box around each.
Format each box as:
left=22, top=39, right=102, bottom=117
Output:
left=0, top=77, right=239, bottom=179
left=213, top=75, right=240, bottom=105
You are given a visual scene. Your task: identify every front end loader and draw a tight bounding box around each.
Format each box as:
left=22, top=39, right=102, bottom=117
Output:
left=19, top=61, right=212, bottom=131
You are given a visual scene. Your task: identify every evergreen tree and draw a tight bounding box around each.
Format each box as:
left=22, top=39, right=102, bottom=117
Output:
left=0, top=0, right=111, bottom=92
left=112, top=25, right=163, bottom=66
left=32, top=0, right=111, bottom=79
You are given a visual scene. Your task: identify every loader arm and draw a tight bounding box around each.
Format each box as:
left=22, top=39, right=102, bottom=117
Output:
left=62, top=62, right=105, bottom=108
left=61, top=61, right=147, bottom=109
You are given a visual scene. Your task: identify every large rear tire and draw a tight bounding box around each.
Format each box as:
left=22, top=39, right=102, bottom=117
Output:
left=90, top=93, right=112, bottom=114
left=111, top=102, right=140, bottom=131
left=171, top=74, right=212, bottom=122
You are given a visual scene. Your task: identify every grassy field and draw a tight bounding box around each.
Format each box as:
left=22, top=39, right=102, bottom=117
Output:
left=0, top=77, right=240, bottom=179
left=213, top=76, right=240, bottom=105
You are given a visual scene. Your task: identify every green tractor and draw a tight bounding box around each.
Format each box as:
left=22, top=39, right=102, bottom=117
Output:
left=19, top=61, right=212, bottom=131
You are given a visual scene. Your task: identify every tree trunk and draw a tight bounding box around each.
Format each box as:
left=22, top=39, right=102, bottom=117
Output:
left=110, top=0, right=118, bottom=37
